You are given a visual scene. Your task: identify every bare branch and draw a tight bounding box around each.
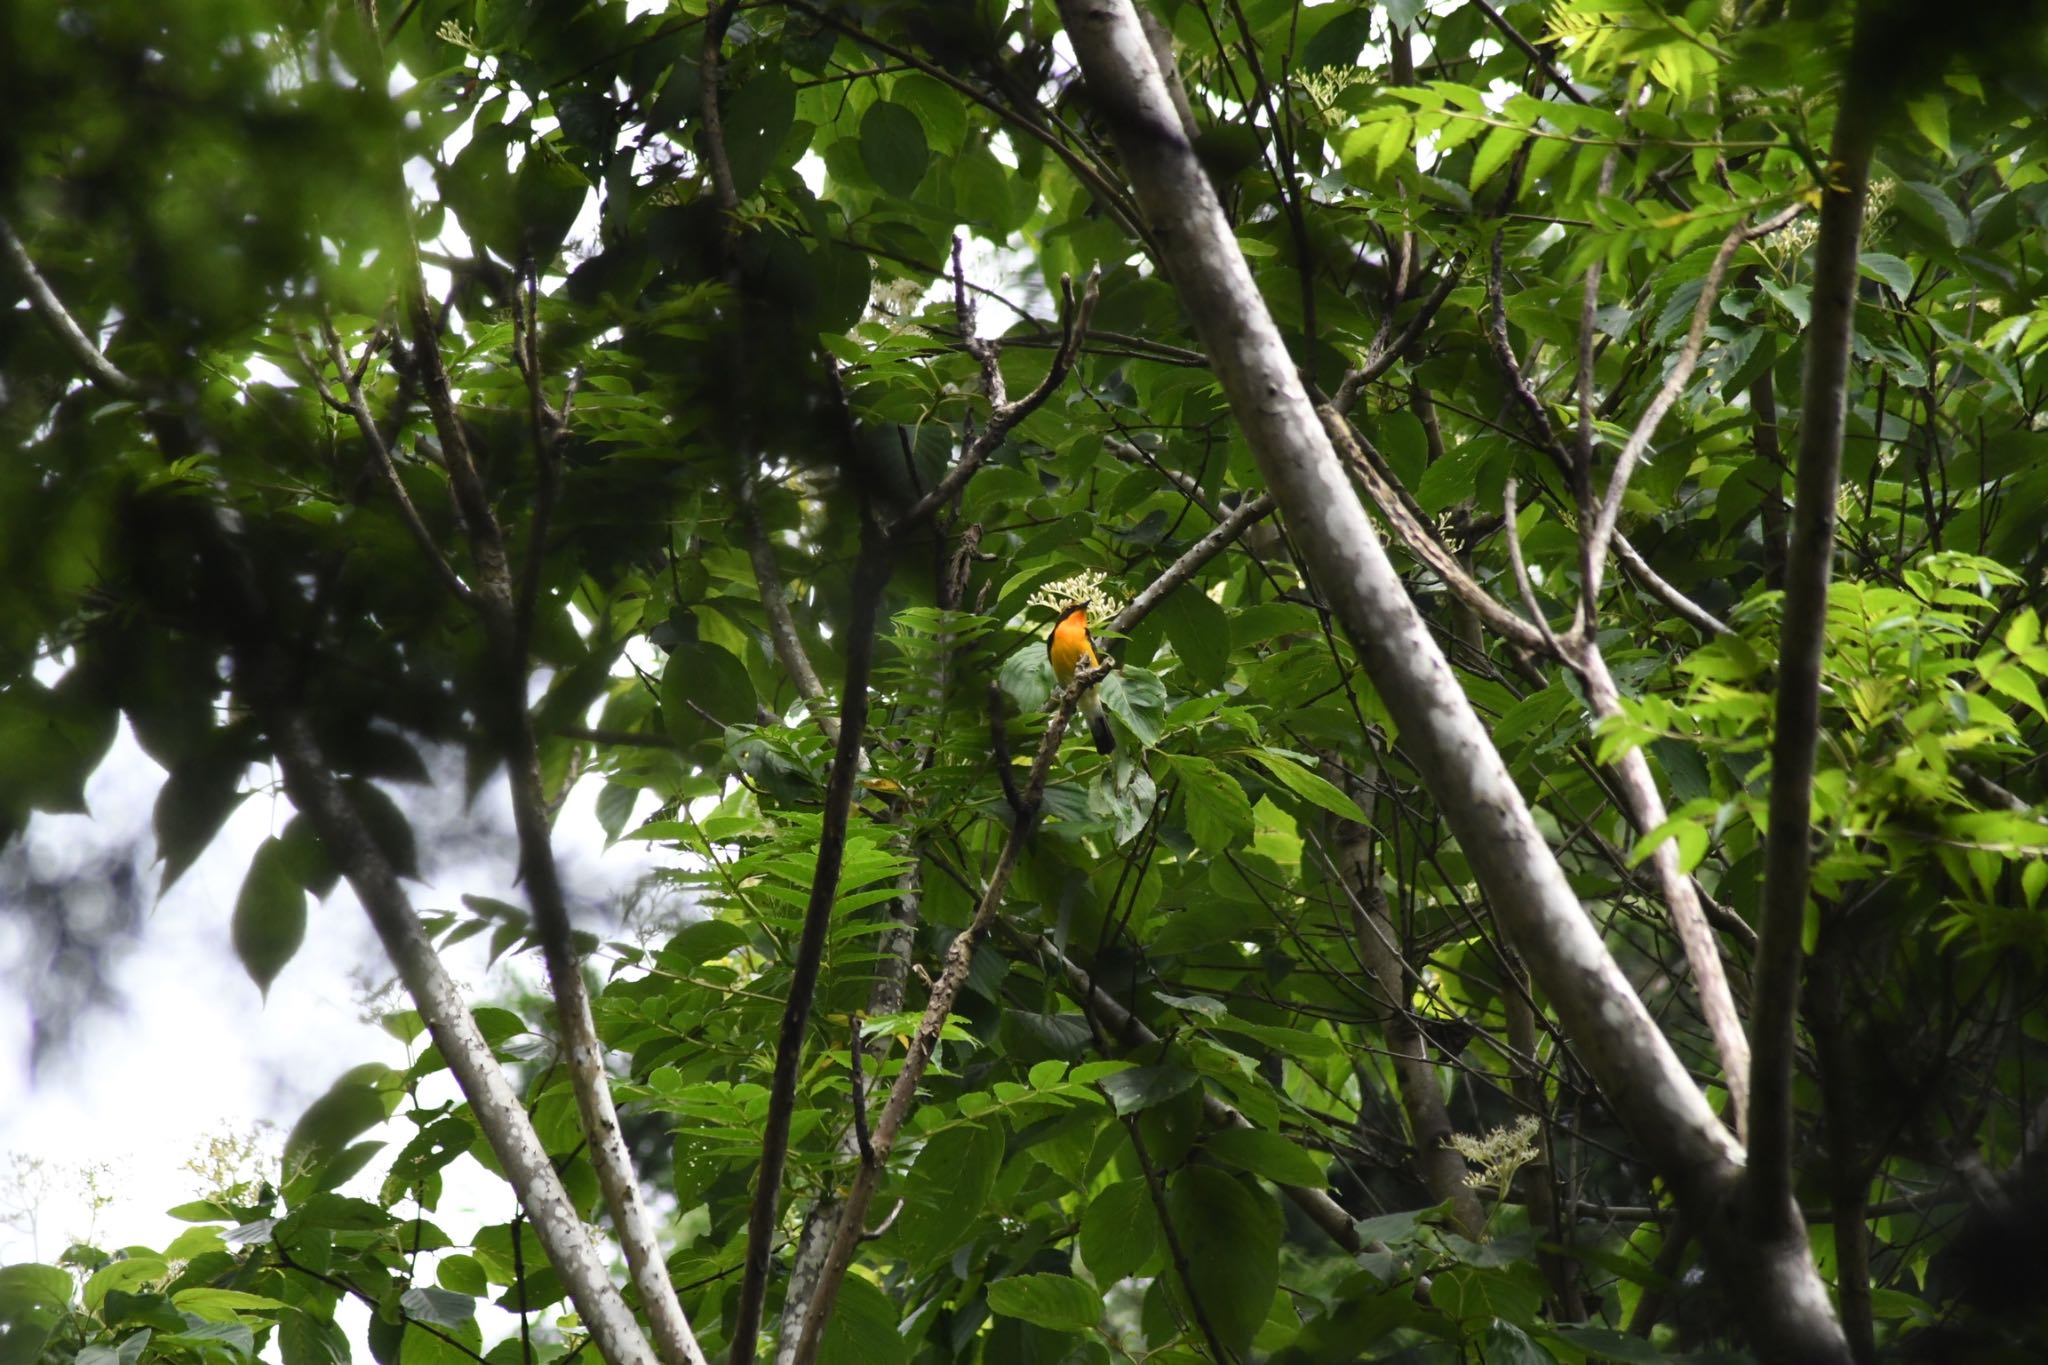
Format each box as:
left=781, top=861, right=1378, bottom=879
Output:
left=1109, top=493, right=1277, bottom=635
left=738, top=474, right=838, bottom=743
left=1503, top=477, right=1564, bottom=659
left=731, top=524, right=891, bottom=1365
left=888, top=266, right=1101, bottom=537
left=319, top=317, right=481, bottom=610
left=1331, top=257, right=1465, bottom=412
left=1581, top=219, right=1755, bottom=610
left=0, top=215, right=140, bottom=396
left=1749, top=96, right=1877, bottom=1241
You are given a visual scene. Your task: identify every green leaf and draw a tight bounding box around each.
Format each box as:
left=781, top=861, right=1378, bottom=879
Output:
left=1097, top=1063, right=1200, bottom=1115
left=1164, top=753, right=1254, bottom=852
left=171, top=1289, right=287, bottom=1320
left=155, top=753, right=248, bottom=894
left=232, top=836, right=309, bottom=998
left=1155, top=586, right=1230, bottom=691
left=1859, top=252, right=1915, bottom=298
left=1203, top=1126, right=1328, bottom=1189
left=1244, top=749, right=1369, bottom=824
left=1906, top=92, right=1950, bottom=156
left=279, top=1309, right=350, bottom=1365
left=720, top=70, right=796, bottom=197
left=1469, top=125, right=1525, bottom=191
left=398, top=1288, right=474, bottom=1330
left=1165, top=1167, right=1279, bottom=1358
left=891, top=1122, right=1000, bottom=1262
left=986, top=1274, right=1104, bottom=1333
left=816, top=1275, right=907, bottom=1365
left=1099, top=667, right=1166, bottom=747
left=660, top=640, right=756, bottom=753
left=84, top=1260, right=166, bottom=1313
left=860, top=100, right=929, bottom=197
left=1079, top=1179, right=1159, bottom=1284
left=283, top=1065, right=399, bottom=1198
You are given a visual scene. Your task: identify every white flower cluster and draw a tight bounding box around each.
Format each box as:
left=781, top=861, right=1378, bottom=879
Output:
left=1027, top=570, right=1126, bottom=622
left=1449, top=1115, right=1542, bottom=1193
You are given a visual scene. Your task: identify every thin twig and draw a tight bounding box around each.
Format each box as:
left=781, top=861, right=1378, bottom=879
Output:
left=0, top=216, right=140, bottom=396
left=1332, top=256, right=1466, bottom=412
left=889, top=266, right=1101, bottom=536
left=319, top=316, right=480, bottom=609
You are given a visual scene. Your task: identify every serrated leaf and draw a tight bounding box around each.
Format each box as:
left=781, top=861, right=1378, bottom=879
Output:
left=1166, top=1168, right=1279, bottom=1358
left=1164, top=753, right=1254, bottom=852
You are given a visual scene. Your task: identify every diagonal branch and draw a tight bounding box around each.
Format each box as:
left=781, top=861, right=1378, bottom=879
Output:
left=0, top=215, right=140, bottom=396
left=1331, top=257, right=1466, bottom=413
left=318, top=317, right=481, bottom=610
left=787, top=658, right=1112, bottom=1365
left=887, top=266, right=1100, bottom=537
left=1580, top=207, right=1801, bottom=611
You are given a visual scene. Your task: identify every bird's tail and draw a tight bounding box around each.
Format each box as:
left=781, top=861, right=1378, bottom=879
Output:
left=1081, top=689, right=1115, bottom=755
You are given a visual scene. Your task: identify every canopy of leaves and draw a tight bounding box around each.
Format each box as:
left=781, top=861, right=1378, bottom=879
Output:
left=6, top=1, right=2048, bottom=1363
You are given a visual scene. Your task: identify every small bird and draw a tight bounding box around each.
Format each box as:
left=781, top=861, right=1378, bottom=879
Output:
left=1047, top=600, right=1115, bottom=754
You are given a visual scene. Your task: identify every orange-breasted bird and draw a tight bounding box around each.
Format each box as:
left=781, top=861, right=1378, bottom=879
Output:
left=1047, top=601, right=1115, bottom=755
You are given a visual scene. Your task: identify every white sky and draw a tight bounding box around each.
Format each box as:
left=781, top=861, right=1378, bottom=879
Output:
left=0, top=718, right=669, bottom=1284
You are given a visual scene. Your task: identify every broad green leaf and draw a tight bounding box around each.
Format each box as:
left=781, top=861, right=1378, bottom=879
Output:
left=986, top=1274, right=1104, bottom=1333
left=1204, top=1126, right=1328, bottom=1189
left=1244, top=749, right=1369, bottom=824
left=232, top=836, right=308, bottom=998
left=1079, top=1178, right=1160, bottom=1283
left=1165, top=1167, right=1279, bottom=1359
left=860, top=100, right=929, bottom=197
left=660, top=640, right=756, bottom=753
left=1164, top=753, right=1254, bottom=852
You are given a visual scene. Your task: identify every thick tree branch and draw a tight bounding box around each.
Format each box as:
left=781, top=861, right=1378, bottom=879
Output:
left=1050, top=4, right=1850, bottom=1358
left=1748, top=100, right=1876, bottom=1238
left=260, top=703, right=664, bottom=1365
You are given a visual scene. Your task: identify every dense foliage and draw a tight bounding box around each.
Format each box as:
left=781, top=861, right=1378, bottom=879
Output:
left=6, top=0, right=2048, bottom=1362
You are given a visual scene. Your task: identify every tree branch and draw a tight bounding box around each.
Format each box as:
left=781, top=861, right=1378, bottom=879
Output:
left=788, top=658, right=1112, bottom=1365
left=1049, top=5, right=1850, bottom=1357
left=1748, top=98, right=1876, bottom=1238
left=258, top=702, right=664, bottom=1365
left=731, top=520, right=891, bottom=1365
left=318, top=317, right=481, bottom=610
left=0, top=215, right=140, bottom=396
left=887, top=267, right=1100, bottom=537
